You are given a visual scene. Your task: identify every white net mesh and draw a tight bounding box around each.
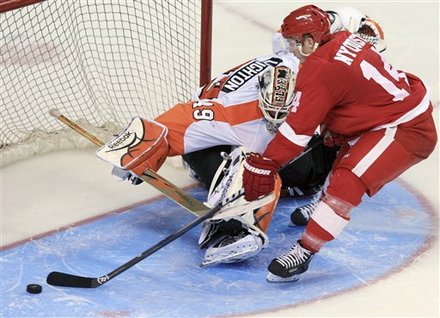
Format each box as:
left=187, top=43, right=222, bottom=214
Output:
left=1, top=0, right=205, bottom=166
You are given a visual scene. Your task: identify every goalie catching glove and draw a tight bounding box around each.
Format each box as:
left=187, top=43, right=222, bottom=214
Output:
left=96, top=117, right=169, bottom=178
left=242, top=153, right=280, bottom=201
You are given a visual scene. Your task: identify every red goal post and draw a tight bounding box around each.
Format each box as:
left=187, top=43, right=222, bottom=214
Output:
left=0, top=0, right=212, bottom=166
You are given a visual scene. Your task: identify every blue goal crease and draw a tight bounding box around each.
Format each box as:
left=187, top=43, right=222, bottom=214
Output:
left=0, top=180, right=435, bottom=318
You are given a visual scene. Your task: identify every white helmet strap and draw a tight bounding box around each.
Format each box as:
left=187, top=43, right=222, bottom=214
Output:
left=297, top=42, right=319, bottom=57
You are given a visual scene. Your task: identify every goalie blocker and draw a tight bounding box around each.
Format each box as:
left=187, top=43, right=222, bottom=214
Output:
left=96, top=117, right=169, bottom=176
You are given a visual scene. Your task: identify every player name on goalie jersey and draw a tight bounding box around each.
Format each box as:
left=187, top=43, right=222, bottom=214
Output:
left=222, top=57, right=283, bottom=93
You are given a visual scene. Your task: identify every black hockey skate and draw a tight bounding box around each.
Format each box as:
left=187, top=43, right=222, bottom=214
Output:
left=267, top=240, right=314, bottom=282
left=290, top=189, right=322, bottom=226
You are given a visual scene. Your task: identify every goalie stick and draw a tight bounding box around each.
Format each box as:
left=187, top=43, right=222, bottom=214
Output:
left=49, top=109, right=209, bottom=217
left=46, top=191, right=244, bottom=288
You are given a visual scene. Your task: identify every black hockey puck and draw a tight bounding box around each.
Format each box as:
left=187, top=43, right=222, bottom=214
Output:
left=26, top=284, right=42, bottom=294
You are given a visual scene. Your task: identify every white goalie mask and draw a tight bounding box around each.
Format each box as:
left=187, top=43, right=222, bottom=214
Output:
left=326, top=7, right=386, bottom=52
left=258, top=66, right=296, bottom=132
left=327, top=7, right=366, bottom=34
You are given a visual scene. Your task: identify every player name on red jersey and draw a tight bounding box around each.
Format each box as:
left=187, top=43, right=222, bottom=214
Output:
left=334, top=34, right=368, bottom=66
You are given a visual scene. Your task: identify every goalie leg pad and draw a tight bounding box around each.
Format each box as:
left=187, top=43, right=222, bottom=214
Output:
left=206, top=146, right=245, bottom=208
left=198, top=146, right=281, bottom=266
left=96, top=117, right=169, bottom=175
left=253, top=175, right=281, bottom=232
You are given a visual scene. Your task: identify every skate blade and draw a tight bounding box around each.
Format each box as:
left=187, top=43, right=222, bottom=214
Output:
left=200, top=247, right=259, bottom=267
left=266, top=272, right=301, bottom=283
left=288, top=221, right=308, bottom=227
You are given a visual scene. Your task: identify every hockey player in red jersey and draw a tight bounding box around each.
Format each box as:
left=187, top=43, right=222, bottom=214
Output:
left=241, top=5, right=437, bottom=282
left=275, top=6, right=387, bottom=225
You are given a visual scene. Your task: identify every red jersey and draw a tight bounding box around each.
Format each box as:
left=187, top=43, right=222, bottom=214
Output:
left=264, top=31, right=431, bottom=166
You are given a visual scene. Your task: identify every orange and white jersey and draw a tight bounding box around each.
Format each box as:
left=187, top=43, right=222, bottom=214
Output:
left=155, top=54, right=300, bottom=156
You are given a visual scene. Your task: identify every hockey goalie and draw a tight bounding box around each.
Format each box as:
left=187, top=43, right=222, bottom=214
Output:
left=95, top=63, right=297, bottom=266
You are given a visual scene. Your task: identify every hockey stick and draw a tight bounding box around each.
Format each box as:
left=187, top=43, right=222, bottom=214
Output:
left=49, top=109, right=209, bottom=217
left=46, top=191, right=244, bottom=288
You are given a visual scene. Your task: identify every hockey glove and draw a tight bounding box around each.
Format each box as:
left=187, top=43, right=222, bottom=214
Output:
left=242, top=153, right=279, bottom=201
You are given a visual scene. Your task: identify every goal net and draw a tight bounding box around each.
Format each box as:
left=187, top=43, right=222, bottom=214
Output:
left=0, top=0, right=212, bottom=166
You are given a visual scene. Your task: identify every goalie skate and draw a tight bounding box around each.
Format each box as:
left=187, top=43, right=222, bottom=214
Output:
left=201, top=230, right=265, bottom=267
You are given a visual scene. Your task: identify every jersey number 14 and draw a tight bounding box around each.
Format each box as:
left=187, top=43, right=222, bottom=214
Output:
left=360, top=50, right=410, bottom=102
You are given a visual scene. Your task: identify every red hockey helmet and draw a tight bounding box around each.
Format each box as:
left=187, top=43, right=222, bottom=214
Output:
left=281, top=5, right=331, bottom=45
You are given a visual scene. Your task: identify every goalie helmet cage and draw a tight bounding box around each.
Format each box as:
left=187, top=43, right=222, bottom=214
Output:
left=0, top=0, right=212, bottom=166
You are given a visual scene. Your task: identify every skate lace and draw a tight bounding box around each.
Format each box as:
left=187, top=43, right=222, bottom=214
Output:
left=276, top=243, right=311, bottom=269
left=299, top=190, right=322, bottom=218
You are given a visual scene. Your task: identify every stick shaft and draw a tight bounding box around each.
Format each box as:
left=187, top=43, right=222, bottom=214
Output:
left=101, top=199, right=224, bottom=283
left=55, top=113, right=104, bottom=147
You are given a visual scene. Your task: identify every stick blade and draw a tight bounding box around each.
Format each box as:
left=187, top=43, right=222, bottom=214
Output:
left=46, top=271, right=97, bottom=288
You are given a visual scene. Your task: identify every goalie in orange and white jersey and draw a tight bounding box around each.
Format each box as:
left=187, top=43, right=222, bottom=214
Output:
left=96, top=56, right=318, bottom=266
left=157, top=55, right=329, bottom=197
